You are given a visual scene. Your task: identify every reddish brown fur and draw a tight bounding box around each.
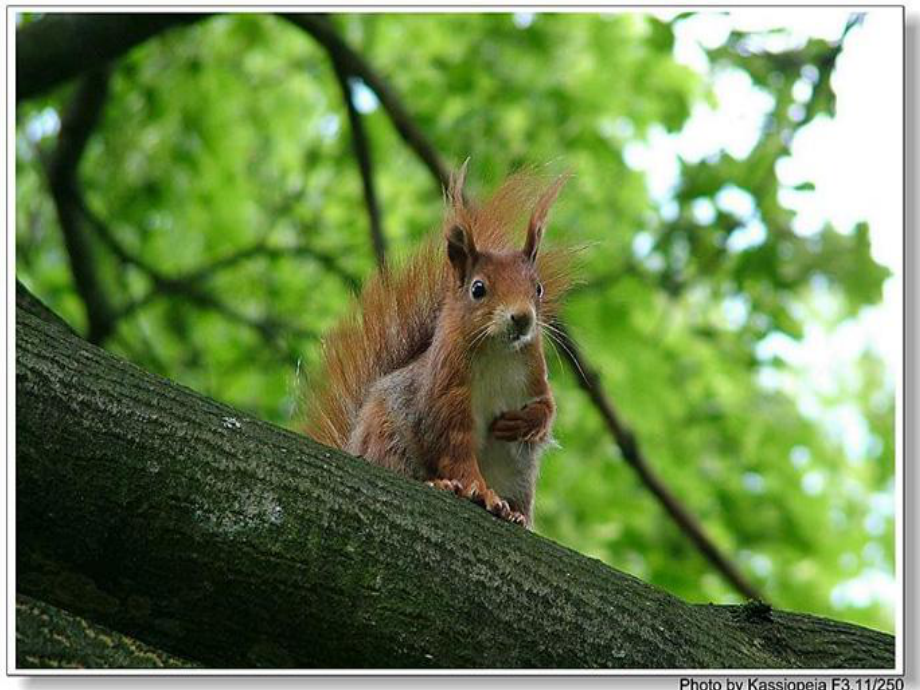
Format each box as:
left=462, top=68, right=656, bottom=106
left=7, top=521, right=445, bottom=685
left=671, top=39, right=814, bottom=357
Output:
left=300, top=164, right=575, bottom=525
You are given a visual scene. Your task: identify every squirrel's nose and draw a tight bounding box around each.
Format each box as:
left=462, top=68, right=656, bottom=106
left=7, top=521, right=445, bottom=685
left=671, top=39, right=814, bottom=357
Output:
left=510, top=310, right=534, bottom=338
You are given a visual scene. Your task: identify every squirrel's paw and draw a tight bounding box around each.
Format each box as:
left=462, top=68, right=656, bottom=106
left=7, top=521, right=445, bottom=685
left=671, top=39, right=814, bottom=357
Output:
left=426, top=478, right=465, bottom=495
left=489, top=498, right=527, bottom=526
left=474, top=486, right=527, bottom=526
left=490, top=403, right=551, bottom=443
left=430, top=479, right=526, bottom=526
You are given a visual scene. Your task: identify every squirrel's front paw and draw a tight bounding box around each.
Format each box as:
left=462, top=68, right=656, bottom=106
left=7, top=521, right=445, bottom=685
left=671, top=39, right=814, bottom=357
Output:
left=490, top=401, right=552, bottom=443
left=490, top=498, right=527, bottom=526
left=472, top=486, right=526, bottom=526
left=430, top=478, right=526, bottom=526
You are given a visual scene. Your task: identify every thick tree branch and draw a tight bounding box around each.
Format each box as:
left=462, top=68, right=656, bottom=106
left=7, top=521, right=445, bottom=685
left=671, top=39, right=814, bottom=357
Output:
left=282, top=14, right=763, bottom=602
left=16, top=13, right=204, bottom=102
left=15, top=284, right=894, bottom=669
left=330, top=54, right=387, bottom=267
left=16, top=279, right=76, bottom=336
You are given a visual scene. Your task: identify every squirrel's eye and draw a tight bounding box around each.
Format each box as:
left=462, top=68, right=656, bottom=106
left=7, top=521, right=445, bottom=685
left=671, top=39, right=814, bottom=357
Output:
left=536, top=282, right=544, bottom=299
left=470, top=280, right=487, bottom=300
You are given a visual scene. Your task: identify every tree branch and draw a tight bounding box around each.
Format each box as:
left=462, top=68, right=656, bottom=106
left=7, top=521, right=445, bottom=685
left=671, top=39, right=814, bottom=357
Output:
left=330, top=53, right=387, bottom=268
left=16, top=279, right=76, bottom=336
left=282, top=14, right=452, bottom=191
left=173, top=239, right=359, bottom=291
left=43, top=68, right=117, bottom=345
left=15, top=284, right=894, bottom=669
left=16, top=13, right=205, bottom=102
left=22, top=13, right=345, bottom=352
left=282, top=14, right=763, bottom=602
left=16, top=595, right=198, bottom=669
left=74, top=202, right=322, bottom=356
left=552, top=322, right=763, bottom=601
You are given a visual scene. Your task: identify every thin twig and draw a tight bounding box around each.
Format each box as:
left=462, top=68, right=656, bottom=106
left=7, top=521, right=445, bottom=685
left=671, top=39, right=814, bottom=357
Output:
left=552, top=322, right=763, bottom=601
left=282, top=14, right=452, bottom=190
left=77, top=196, right=358, bottom=326
left=82, top=209, right=321, bottom=350
left=329, top=52, right=387, bottom=268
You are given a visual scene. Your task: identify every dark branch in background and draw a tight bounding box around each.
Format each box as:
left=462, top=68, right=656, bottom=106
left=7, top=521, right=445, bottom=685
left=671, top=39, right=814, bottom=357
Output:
left=330, top=54, right=387, bottom=267
left=174, top=238, right=359, bottom=292
left=43, top=67, right=310, bottom=352
left=16, top=13, right=204, bottom=102
left=21, top=14, right=351, bottom=357
left=283, top=14, right=452, bottom=191
left=77, top=206, right=320, bottom=357
left=43, top=68, right=116, bottom=345
left=286, top=12, right=764, bottom=602
left=552, top=323, right=762, bottom=601
left=106, top=242, right=358, bottom=324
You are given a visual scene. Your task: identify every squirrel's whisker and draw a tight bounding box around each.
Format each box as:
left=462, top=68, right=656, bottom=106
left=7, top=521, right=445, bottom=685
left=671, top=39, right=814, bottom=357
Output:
left=539, top=321, right=566, bottom=373
left=465, top=323, right=492, bottom=357
left=541, top=326, right=587, bottom=383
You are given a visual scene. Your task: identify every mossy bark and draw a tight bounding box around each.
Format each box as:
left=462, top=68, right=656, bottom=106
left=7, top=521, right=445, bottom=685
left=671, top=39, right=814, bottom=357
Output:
left=15, top=283, right=895, bottom=670
left=16, top=594, right=198, bottom=669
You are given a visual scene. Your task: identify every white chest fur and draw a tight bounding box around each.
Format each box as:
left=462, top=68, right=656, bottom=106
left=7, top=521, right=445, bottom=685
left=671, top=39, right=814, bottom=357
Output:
left=470, top=346, right=541, bottom=504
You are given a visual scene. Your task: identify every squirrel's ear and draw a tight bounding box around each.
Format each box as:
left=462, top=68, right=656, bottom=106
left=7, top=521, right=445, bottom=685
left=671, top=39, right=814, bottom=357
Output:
left=446, top=223, right=477, bottom=285
left=447, top=158, right=470, bottom=211
left=524, top=172, right=570, bottom=263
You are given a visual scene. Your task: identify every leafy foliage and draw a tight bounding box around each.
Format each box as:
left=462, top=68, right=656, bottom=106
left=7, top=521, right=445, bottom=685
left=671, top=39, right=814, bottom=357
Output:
left=15, top=12, right=895, bottom=632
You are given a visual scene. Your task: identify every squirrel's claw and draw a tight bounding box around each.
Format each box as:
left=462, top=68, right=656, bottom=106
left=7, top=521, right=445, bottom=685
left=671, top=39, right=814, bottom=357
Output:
left=426, top=478, right=465, bottom=495
left=507, top=510, right=527, bottom=526
left=463, top=482, right=484, bottom=504
left=482, top=492, right=525, bottom=526
left=487, top=498, right=527, bottom=527
left=491, top=497, right=511, bottom=516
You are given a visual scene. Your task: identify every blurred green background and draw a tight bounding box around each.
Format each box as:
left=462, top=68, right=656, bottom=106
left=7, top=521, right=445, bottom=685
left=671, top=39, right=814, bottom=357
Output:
left=15, top=12, right=897, bottom=633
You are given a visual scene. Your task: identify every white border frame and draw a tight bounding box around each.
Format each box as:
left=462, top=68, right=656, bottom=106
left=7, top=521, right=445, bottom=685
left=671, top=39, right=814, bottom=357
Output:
left=3, top=3, right=906, bottom=677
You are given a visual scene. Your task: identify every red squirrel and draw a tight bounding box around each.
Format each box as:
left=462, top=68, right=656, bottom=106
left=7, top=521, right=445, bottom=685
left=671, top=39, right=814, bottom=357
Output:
left=302, top=163, right=574, bottom=527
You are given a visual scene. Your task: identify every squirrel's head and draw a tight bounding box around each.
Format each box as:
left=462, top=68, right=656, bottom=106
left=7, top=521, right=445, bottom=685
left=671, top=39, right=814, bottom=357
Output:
left=443, top=161, right=570, bottom=352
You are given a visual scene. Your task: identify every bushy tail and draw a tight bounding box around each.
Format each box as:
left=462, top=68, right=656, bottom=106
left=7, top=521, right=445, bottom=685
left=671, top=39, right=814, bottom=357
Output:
left=300, top=166, right=577, bottom=450
left=300, top=238, right=448, bottom=449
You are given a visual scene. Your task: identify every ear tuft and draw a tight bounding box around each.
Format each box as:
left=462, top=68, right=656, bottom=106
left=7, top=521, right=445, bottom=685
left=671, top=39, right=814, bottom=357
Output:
left=447, top=158, right=470, bottom=211
left=523, top=172, right=570, bottom=263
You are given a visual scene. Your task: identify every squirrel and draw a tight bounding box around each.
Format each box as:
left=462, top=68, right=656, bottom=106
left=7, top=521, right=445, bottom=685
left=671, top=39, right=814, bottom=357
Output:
left=301, top=162, right=574, bottom=528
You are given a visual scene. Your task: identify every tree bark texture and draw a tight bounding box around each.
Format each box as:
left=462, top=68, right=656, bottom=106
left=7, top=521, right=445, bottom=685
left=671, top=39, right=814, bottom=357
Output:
left=16, top=594, right=198, bottom=669
left=15, top=284, right=896, bottom=669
